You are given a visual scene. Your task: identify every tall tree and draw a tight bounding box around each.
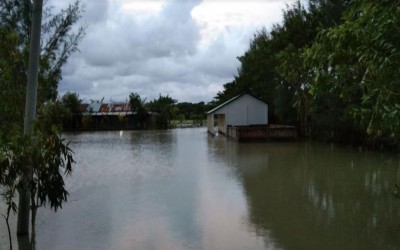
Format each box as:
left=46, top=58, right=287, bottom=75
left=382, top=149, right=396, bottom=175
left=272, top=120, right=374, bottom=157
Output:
left=129, top=92, right=147, bottom=129
left=61, top=92, right=82, bottom=130
left=236, top=29, right=280, bottom=122
left=213, top=29, right=284, bottom=123
left=148, top=95, right=177, bottom=129
left=0, top=28, right=26, bottom=139
left=305, top=0, right=400, bottom=143
left=272, top=0, right=349, bottom=135
left=213, top=1, right=350, bottom=128
left=18, top=0, right=44, bottom=236
left=0, top=0, right=85, bottom=131
left=0, top=0, right=85, bottom=242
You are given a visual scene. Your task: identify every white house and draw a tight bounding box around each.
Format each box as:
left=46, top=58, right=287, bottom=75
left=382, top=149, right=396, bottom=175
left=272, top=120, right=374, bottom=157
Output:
left=206, top=93, right=268, bottom=135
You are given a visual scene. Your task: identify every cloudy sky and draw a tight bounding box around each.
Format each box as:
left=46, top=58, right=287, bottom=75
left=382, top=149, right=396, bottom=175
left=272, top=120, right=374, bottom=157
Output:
left=53, top=0, right=297, bottom=103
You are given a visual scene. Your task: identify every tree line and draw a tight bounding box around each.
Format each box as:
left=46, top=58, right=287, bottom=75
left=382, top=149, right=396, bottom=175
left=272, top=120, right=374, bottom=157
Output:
left=60, top=91, right=211, bottom=130
left=212, top=0, right=400, bottom=148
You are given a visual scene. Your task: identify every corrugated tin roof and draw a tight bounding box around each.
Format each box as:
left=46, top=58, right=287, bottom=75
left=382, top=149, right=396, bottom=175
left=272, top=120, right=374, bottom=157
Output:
left=88, top=102, right=102, bottom=112
left=80, top=103, right=89, bottom=112
left=100, top=103, right=109, bottom=112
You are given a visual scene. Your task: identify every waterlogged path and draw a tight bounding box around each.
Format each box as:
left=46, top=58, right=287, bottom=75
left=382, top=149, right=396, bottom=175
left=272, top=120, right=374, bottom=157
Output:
left=1, top=128, right=400, bottom=249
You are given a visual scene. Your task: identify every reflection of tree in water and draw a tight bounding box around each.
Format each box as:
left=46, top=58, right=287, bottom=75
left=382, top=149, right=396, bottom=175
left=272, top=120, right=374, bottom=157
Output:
left=227, top=142, right=400, bottom=250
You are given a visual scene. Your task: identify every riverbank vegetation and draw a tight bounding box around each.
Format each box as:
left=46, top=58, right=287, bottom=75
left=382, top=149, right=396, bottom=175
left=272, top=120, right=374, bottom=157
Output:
left=60, top=0, right=400, bottom=150
left=213, top=0, right=400, bottom=149
left=60, top=91, right=211, bottom=130
left=0, top=0, right=84, bottom=248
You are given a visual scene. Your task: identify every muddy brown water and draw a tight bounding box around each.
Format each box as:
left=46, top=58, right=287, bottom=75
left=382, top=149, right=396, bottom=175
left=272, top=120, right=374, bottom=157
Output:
left=1, top=128, right=400, bottom=249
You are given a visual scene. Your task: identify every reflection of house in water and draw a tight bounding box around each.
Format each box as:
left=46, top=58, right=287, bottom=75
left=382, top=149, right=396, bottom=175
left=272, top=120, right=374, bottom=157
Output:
left=206, top=93, right=296, bottom=141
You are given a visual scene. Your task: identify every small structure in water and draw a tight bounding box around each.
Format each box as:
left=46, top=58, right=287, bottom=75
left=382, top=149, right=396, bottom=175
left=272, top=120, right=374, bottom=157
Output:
left=226, top=124, right=297, bottom=141
left=206, top=93, right=296, bottom=141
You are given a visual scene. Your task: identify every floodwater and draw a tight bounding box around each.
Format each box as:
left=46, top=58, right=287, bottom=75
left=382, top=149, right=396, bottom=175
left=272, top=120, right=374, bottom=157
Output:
left=1, top=128, right=400, bottom=249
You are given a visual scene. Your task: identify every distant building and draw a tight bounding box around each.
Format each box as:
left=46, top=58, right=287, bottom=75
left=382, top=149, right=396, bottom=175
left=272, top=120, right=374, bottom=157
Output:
left=76, top=101, right=157, bottom=130
left=80, top=103, right=89, bottom=113
left=206, top=93, right=268, bottom=135
left=80, top=102, right=132, bottom=115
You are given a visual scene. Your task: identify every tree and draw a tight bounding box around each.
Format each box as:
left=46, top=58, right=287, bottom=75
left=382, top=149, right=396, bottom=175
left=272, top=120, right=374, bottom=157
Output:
left=0, top=0, right=85, bottom=109
left=213, top=0, right=350, bottom=135
left=276, top=45, right=311, bottom=135
left=129, top=92, right=148, bottom=128
left=0, top=102, right=74, bottom=249
left=212, top=80, right=239, bottom=105
left=30, top=102, right=75, bottom=248
left=16, top=0, right=44, bottom=238
left=0, top=0, right=85, bottom=244
left=219, top=29, right=282, bottom=123
left=235, top=29, right=278, bottom=107
left=0, top=137, right=25, bottom=249
left=272, top=0, right=349, bottom=135
left=61, top=92, right=82, bottom=116
left=0, top=27, right=26, bottom=141
left=61, top=92, right=82, bottom=130
left=175, top=101, right=208, bottom=125
left=0, top=0, right=85, bottom=137
left=305, top=0, right=400, bottom=144
left=147, top=95, right=177, bottom=129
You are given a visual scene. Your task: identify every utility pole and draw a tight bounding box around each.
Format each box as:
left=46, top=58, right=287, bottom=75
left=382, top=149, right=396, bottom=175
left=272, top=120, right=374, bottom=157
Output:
left=17, top=0, right=43, bottom=236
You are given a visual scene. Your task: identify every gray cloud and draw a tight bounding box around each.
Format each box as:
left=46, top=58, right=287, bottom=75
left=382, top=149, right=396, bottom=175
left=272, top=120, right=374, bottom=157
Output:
left=57, top=0, right=287, bottom=103
left=83, top=0, right=109, bottom=24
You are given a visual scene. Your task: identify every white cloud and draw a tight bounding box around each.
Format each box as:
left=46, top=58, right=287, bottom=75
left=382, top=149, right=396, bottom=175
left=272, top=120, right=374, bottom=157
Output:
left=55, top=0, right=297, bottom=103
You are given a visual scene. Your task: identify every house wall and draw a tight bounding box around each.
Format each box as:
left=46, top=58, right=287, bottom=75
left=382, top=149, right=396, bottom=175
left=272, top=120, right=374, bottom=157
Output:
left=207, top=114, right=214, bottom=133
left=214, top=94, right=268, bottom=126
left=217, top=114, right=227, bottom=134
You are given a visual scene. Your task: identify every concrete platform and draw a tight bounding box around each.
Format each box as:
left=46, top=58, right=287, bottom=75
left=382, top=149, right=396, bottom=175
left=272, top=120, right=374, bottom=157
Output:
left=226, top=124, right=297, bottom=141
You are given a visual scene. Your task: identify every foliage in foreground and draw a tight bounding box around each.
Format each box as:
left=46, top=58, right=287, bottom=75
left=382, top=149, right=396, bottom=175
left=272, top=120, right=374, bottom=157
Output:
left=0, top=0, right=84, bottom=248
left=0, top=102, right=75, bottom=248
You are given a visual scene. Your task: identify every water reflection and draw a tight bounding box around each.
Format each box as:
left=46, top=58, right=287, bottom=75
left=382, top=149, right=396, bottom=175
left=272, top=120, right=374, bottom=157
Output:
left=210, top=138, right=400, bottom=249
left=1, top=129, right=400, bottom=249
left=33, top=129, right=270, bottom=250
